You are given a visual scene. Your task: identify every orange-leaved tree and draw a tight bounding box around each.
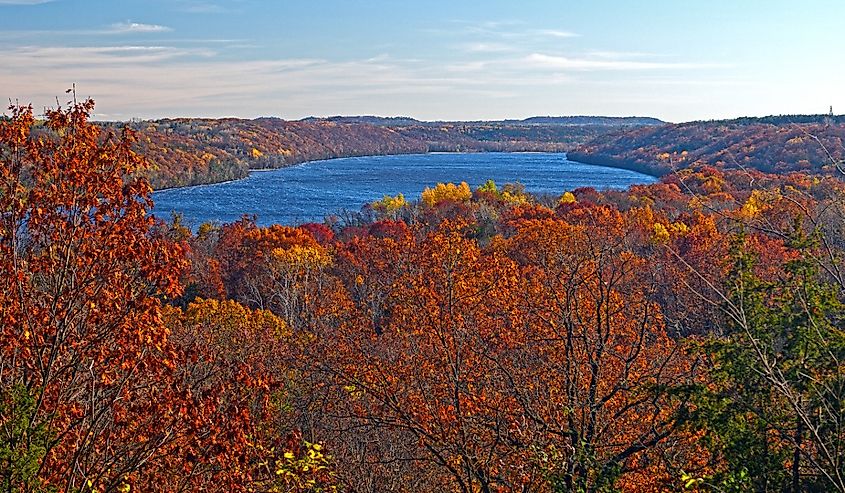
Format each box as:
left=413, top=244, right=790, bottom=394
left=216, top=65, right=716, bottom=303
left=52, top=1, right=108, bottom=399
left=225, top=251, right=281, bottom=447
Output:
left=162, top=298, right=338, bottom=492
left=0, top=99, right=188, bottom=491
left=323, top=220, right=540, bottom=491
left=504, top=209, right=706, bottom=491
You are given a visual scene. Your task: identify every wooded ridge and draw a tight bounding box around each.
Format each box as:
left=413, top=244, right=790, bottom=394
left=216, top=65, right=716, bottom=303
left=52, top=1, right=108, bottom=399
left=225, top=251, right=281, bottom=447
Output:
left=103, top=116, right=663, bottom=189
left=570, top=117, right=845, bottom=177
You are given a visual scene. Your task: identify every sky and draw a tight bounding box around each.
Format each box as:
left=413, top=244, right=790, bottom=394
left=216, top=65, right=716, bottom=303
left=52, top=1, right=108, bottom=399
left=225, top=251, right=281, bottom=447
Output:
left=1, top=0, right=843, bottom=122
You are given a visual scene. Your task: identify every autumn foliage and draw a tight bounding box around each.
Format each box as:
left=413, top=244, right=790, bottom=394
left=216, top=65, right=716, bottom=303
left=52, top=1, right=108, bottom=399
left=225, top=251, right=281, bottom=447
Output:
left=570, top=118, right=845, bottom=176
left=3, top=98, right=845, bottom=492
left=0, top=99, right=189, bottom=491
left=0, top=101, right=331, bottom=492
left=119, top=116, right=654, bottom=190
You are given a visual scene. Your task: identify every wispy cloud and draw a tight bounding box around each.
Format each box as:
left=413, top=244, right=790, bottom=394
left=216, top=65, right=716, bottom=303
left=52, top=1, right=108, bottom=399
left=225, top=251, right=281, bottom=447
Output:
left=0, top=41, right=547, bottom=118
left=524, top=53, right=721, bottom=71
left=108, top=22, right=173, bottom=34
left=0, top=23, right=175, bottom=38
left=7, top=45, right=215, bottom=66
left=440, top=20, right=579, bottom=42
left=365, top=54, right=391, bottom=62
left=450, top=19, right=526, bottom=31
left=535, top=29, right=579, bottom=39
left=461, top=42, right=517, bottom=53
left=444, top=60, right=492, bottom=72
left=1, top=37, right=731, bottom=119
left=587, top=51, right=661, bottom=59
left=0, top=12, right=731, bottom=121
left=0, top=0, right=52, bottom=4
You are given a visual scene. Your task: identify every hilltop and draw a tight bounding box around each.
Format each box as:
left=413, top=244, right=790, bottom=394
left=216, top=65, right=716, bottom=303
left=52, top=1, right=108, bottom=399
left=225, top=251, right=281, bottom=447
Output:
left=305, top=115, right=665, bottom=126
left=110, top=111, right=845, bottom=191
left=568, top=115, right=845, bottom=176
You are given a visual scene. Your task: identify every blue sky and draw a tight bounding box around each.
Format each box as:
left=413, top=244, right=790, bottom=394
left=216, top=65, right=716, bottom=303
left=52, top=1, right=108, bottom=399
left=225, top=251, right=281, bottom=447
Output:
left=1, top=0, right=843, bottom=121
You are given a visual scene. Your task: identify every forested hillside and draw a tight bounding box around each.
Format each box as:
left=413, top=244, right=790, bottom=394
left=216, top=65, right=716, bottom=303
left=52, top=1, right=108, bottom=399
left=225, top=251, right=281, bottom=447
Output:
left=115, top=116, right=663, bottom=189
left=4, top=100, right=845, bottom=492
left=569, top=117, right=845, bottom=177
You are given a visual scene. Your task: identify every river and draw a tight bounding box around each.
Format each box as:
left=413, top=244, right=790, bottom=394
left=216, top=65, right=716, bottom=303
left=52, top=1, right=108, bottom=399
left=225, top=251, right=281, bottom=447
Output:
left=152, top=152, right=657, bottom=226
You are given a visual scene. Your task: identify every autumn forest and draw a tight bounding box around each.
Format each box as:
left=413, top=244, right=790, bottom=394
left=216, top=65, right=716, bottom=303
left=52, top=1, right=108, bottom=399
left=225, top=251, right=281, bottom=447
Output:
left=2, top=97, right=845, bottom=493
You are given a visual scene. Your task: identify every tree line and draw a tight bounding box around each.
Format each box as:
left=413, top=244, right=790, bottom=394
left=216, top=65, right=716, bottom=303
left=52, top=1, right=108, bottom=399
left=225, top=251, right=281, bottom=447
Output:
left=110, top=116, right=658, bottom=190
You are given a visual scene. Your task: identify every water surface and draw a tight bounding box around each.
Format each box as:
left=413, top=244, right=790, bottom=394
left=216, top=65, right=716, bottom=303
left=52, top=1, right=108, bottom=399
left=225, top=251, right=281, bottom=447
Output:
left=152, top=152, right=657, bottom=226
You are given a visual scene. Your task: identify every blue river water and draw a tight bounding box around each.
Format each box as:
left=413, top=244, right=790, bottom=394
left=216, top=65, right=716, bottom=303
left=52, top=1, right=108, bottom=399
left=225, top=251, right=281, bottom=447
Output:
left=152, top=152, right=657, bottom=227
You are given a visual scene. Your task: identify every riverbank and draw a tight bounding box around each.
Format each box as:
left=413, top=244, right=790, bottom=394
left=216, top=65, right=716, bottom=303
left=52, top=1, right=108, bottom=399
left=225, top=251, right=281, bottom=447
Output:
left=564, top=151, right=669, bottom=178
left=132, top=117, right=663, bottom=191
left=152, top=152, right=659, bottom=227
left=151, top=148, right=672, bottom=193
left=151, top=148, right=571, bottom=192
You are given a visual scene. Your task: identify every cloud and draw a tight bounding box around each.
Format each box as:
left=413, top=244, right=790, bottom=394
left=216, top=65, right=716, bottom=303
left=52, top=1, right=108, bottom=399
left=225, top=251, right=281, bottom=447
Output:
left=449, top=19, right=526, bottom=31
left=6, top=45, right=215, bottom=66
left=0, top=30, right=728, bottom=120
left=524, top=53, right=719, bottom=71
left=0, top=0, right=52, bottom=4
left=0, top=42, right=540, bottom=118
left=461, top=42, right=517, bottom=53
left=108, top=22, right=173, bottom=33
left=441, top=20, right=579, bottom=42
left=0, top=24, right=175, bottom=39
left=444, top=60, right=491, bottom=72
left=535, top=29, right=579, bottom=39
left=364, top=54, right=391, bottom=63
left=587, top=51, right=660, bottom=59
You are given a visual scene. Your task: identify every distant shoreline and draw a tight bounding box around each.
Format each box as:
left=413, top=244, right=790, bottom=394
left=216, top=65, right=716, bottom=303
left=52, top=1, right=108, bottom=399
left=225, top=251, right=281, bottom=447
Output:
left=564, top=151, right=669, bottom=179
left=151, top=149, right=663, bottom=194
